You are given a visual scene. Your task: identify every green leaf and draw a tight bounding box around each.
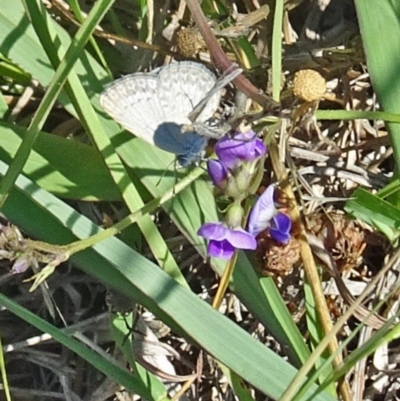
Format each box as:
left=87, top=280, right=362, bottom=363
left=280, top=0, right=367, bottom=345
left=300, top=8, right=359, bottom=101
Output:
left=0, top=0, right=310, bottom=379
left=0, top=55, right=31, bottom=85
left=355, top=0, right=400, bottom=180
left=0, top=162, right=336, bottom=401
left=345, top=187, right=400, bottom=242
left=0, top=293, right=168, bottom=400
left=0, top=122, right=120, bottom=200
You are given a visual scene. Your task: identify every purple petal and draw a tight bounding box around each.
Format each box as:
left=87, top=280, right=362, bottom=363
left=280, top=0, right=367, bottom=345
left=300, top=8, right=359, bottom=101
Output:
left=208, top=240, right=235, bottom=259
left=215, top=131, right=266, bottom=170
left=270, top=228, right=291, bottom=244
left=233, top=132, right=267, bottom=161
left=12, top=255, right=32, bottom=274
left=224, top=227, right=257, bottom=250
left=253, top=138, right=267, bottom=158
left=232, top=131, right=257, bottom=142
left=198, top=223, right=257, bottom=259
left=198, top=223, right=227, bottom=240
left=247, top=185, right=277, bottom=237
left=207, top=159, right=228, bottom=187
left=215, top=135, right=245, bottom=169
left=270, top=213, right=292, bottom=244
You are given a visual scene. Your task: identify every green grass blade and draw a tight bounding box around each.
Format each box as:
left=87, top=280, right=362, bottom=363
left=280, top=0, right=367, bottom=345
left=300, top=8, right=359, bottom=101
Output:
left=271, top=0, right=284, bottom=101
left=0, top=0, right=115, bottom=205
left=0, top=0, right=310, bottom=371
left=11, top=0, right=188, bottom=286
left=0, top=161, right=336, bottom=401
left=0, top=335, right=11, bottom=401
left=67, top=0, right=112, bottom=75
left=355, top=0, right=400, bottom=177
left=345, top=187, right=400, bottom=242
left=0, top=122, right=120, bottom=200
left=0, top=293, right=168, bottom=400
left=316, top=109, right=400, bottom=123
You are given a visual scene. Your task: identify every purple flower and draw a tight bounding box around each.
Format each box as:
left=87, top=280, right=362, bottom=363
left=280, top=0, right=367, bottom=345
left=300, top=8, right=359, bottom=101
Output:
left=215, top=131, right=266, bottom=170
left=269, top=213, right=292, bottom=243
left=198, top=223, right=257, bottom=259
left=207, top=159, right=228, bottom=188
left=12, top=254, right=33, bottom=274
left=248, top=185, right=292, bottom=244
left=248, top=185, right=276, bottom=236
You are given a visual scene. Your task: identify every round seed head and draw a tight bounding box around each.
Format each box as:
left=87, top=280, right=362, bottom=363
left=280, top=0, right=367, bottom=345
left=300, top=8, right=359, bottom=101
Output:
left=293, top=69, right=326, bottom=102
left=176, top=28, right=204, bottom=57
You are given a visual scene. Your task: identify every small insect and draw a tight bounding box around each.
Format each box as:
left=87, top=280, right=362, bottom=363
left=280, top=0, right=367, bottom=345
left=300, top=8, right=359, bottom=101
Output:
left=100, top=61, right=223, bottom=166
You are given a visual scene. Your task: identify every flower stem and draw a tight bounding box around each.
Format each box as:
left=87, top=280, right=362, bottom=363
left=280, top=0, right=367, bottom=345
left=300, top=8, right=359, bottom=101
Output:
left=63, top=166, right=205, bottom=256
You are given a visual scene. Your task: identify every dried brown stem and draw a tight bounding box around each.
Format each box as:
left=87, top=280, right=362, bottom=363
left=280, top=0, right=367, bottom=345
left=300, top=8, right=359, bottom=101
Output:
left=184, top=0, right=279, bottom=111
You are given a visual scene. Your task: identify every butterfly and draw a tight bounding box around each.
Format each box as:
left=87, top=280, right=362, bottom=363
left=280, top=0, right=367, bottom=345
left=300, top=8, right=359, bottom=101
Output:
left=100, top=61, right=222, bottom=166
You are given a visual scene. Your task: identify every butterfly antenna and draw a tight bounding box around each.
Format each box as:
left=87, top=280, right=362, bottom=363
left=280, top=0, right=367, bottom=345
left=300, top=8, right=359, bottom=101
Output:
left=188, top=66, right=243, bottom=123
left=155, top=158, right=176, bottom=187
left=173, top=159, right=179, bottom=197
left=165, top=159, right=180, bottom=211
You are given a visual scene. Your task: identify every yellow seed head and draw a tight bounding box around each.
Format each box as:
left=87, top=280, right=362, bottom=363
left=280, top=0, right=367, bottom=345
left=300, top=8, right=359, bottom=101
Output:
left=293, top=69, right=326, bottom=102
left=176, top=28, right=204, bottom=57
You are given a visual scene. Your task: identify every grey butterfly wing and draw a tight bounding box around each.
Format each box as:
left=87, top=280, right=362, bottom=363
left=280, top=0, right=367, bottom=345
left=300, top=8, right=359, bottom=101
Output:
left=100, top=62, right=220, bottom=165
left=157, top=62, right=221, bottom=124
left=100, top=73, right=165, bottom=146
